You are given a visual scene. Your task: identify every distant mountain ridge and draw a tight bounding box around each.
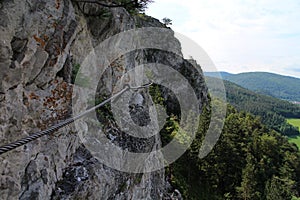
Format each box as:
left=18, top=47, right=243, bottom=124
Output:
left=205, top=71, right=300, bottom=102
left=204, top=71, right=234, bottom=78
left=205, top=76, right=300, bottom=136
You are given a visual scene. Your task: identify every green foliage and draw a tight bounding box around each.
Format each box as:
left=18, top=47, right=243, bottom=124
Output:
left=288, top=118, right=300, bottom=129
left=289, top=135, right=300, bottom=150
left=119, top=182, right=127, bottom=192
left=133, top=173, right=143, bottom=184
left=162, top=17, right=172, bottom=26
left=287, top=119, right=300, bottom=149
left=149, top=84, right=164, bottom=105
left=134, top=13, right=148, bottom=27
left=116, top=0, right=153, bottom=14
left=236, top=153, right=260, bottom=200
left=206, top=76, right=300, bottom=136
left=71, top=63, right=81, bottom=84
left=149, top=84, right=178, bottom=146
left=149, top=84, right=198, bottom=148
left=265, top=176, right=293, bottom=200
left=168, top=104, right=300, bottom=199
left=93, top=95, right=114, bottom=121
left=76, top=0, right=153, bottom=16
left=159, top=114, right=178, bottom=146
left=71, top=63, right=91, bottom=87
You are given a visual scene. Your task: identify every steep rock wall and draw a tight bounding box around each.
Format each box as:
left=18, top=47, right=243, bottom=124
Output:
left=0, top=0, right=209, bottom=199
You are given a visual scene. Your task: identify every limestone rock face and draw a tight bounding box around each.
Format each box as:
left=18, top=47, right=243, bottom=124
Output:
left=0, top=0, right=209, bottom=199
left=0, top=0, right=80, bottom=199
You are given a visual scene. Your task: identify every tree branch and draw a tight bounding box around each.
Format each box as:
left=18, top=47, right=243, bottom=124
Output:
left=73, top=0, right=137, bottom=8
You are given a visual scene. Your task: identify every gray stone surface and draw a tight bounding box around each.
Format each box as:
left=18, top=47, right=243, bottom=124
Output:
left=0, top=0, right=209, bottom=199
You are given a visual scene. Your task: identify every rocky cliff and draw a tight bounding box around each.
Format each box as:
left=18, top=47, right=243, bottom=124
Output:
left=0, top=0, right=209, bottom=199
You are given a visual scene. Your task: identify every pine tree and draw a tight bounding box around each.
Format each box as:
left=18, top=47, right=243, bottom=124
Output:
left=237, top=153, right=260, bottom=200
left=265, top=176, right=292, bottom=200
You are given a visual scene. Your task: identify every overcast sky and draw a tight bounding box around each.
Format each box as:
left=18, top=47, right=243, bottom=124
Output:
left=146, top=0, right=300, bottom=78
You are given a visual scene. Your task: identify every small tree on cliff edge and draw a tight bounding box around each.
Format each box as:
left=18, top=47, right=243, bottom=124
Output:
left=162, top=17, right=172, bottom=26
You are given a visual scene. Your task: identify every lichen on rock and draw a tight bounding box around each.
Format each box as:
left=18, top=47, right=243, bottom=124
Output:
left=0, top=0, right=209, bottom=199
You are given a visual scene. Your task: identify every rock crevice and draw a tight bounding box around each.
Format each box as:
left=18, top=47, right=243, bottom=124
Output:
left=0, top=1, right=209, bottom=199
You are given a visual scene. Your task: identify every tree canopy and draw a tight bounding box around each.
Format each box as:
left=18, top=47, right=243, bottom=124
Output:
left=74, top=0, right=153, bottom=13
left=168, top=103, right=300, bottom=199
left=206, top=76, right=300, bottom=136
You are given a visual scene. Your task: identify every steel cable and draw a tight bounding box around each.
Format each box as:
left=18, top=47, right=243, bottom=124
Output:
left=0, top=83, right=152, bottom=155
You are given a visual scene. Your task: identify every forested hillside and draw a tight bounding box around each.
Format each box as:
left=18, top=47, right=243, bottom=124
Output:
left=149, top=82, right=300, bottom=199
left=205, top=72, right=300, bottom=102
left=168, top=103, right=300, bottom=200
left=205, top=76, right=300, bottom=136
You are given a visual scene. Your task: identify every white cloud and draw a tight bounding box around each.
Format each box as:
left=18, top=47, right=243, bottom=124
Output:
left=147, top=0, right=300, bottom=77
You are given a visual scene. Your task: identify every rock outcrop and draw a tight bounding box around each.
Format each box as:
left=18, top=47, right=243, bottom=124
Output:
left=0, top=0, right=209, bottom=199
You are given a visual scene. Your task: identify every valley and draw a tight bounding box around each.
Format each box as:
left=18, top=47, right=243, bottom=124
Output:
left=287, top=118, right=300, bottom=149
left=205, top=76, right=300, bottom=136
left=1, top=1, right=300, bottom=199
left=205, top=71, right=300, bottom=102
